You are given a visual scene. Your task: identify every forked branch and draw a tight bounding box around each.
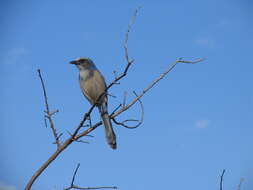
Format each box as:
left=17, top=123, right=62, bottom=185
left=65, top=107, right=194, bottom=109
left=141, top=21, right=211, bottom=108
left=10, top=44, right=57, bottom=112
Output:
left=38, top=69, right=61, bottom=148
left=64, top=164, right=117, bottom=190
left=220, top=169, right=226, bottom=190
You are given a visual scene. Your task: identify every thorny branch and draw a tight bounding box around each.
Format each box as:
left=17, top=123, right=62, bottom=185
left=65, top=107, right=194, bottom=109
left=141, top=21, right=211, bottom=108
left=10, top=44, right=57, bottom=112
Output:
left=64, top=164, right=117, bottom=190
left=25, top=7, right=204, bottom=190
left=38, top=69, right=61, bottom=148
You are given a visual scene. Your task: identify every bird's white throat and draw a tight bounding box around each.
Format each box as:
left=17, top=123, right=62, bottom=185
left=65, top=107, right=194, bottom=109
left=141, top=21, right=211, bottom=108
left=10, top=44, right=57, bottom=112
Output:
left=79, top=69, right=91, bottom=81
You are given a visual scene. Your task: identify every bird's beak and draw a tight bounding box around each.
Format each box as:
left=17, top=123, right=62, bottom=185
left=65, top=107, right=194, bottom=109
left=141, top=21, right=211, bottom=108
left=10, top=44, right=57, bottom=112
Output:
left=69, top=60, right=77, bottom=65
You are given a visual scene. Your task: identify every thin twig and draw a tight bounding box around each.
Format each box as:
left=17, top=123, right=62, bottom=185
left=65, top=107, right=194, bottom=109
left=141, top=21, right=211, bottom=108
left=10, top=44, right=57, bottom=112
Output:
left=44, top=116, right=48, bottom=128
left=237, top=178, right=244, bottom=190
left=124, top=6, right=141, bottom=64
left=110, top=104, right=122, bottom=116
left=38, top=69, right=61, bottom=148
left=64, top=164, right=117, bottom=190
left=66, top=186, right=117, bottom=190
left=220, top=169, right=226, bottom=190
left=111, top=58, right=204, bottom=119
left=123, top=91, right=127, bottom=107
left=112, top=91, right=144, bottom=129
left=71, top=163, right=80, bottom=187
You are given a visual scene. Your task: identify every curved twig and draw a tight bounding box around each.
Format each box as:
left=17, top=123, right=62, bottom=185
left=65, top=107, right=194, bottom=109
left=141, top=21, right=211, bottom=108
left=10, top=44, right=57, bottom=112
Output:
left=112, top=91, right=144, bottom=129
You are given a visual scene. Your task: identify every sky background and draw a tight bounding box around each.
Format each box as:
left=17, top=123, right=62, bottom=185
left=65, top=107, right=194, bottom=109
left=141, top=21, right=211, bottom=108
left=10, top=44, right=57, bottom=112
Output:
left=0, top=0, right=253, bottom=190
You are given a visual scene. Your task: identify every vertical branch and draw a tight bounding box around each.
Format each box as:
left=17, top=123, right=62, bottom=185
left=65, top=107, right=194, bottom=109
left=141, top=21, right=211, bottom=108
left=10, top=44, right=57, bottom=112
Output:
left=124, top=6, right=141, bottom=67
left=37, top=69, right=61, bottom=148
left=220, top=169, right=226, bottom=190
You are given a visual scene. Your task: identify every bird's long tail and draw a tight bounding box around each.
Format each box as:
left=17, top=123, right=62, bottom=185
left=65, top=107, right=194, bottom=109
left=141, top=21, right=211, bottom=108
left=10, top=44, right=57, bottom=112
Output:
left=99, top=102, right=117, bottom=149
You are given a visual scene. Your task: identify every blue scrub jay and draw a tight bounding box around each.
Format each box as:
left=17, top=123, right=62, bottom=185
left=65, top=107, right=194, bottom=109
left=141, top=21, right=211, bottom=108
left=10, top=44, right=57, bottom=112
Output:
left=70, top=57, right=117, bottom=149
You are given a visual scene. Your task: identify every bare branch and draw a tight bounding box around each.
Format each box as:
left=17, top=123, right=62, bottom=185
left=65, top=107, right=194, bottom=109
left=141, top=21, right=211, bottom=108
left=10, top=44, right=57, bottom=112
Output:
left=177, top=57, right=205, bottom=64
left=25, top=8, right=144, bottom=189
left=64, top=164, right=117, bottom=190
left=38, top=69, right=61, bottom=148
left=27, top=57, right=203, bottom=190
left=220, top=169, right=226, bottom=190
left=112, top=91, right=144, bottom=129
left=71, top=163, right=80, bottom=187
left=124, top=6, right=141, bottom=64
left=26, top=7, right=204, bottom=190
left=110, top=104, right=122, bottom=116
left=111, top=57, right=204, bottom=119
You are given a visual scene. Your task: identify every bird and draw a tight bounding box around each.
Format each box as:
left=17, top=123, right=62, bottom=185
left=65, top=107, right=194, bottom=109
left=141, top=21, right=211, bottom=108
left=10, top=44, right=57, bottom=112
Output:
left=69, top=57, right=117, bottom=149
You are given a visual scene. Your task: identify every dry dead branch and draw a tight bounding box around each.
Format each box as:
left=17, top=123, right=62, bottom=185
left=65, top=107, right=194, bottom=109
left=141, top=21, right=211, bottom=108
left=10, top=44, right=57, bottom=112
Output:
left=64, top=164, right=117, bottom=190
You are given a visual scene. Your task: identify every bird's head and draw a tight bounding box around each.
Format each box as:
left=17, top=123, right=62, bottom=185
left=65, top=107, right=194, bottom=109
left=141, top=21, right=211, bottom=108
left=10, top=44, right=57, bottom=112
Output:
left=69, top=57, right=96, bottom=70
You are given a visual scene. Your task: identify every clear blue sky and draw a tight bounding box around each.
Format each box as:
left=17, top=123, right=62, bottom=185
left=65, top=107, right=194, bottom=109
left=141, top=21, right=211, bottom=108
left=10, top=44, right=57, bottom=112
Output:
left=1, top=0, right=252, bottom=190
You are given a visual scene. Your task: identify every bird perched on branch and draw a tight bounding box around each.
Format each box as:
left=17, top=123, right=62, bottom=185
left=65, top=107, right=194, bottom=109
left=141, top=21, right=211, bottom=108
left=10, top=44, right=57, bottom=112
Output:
left=70, top=57, right=117, bottom=149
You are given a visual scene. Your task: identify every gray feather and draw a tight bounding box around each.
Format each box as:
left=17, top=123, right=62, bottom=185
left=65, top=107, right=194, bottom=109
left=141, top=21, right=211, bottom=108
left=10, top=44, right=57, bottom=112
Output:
left=99, top=102, right=117, bottom=149
left=74, top=58, right=117, bottom=149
